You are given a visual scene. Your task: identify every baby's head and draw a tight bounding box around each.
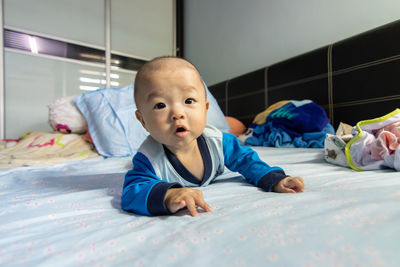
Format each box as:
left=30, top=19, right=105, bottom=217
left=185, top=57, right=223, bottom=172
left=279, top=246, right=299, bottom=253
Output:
left=134, top=56, right=209, bottom=152
left=134, top=57, right=206, bottom=105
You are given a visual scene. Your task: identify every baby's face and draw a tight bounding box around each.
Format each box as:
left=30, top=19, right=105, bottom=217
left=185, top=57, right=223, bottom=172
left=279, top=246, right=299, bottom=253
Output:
left=135, top=66, right=209, bottom=153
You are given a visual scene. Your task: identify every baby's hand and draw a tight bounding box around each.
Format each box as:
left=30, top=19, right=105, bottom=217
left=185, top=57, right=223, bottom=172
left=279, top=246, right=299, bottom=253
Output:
left=273, top=176, right=304, bottom=193
left=164, top=188, right=212, bottom=217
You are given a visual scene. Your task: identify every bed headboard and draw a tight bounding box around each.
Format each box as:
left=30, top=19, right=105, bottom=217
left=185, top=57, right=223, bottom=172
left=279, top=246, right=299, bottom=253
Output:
left=208, top=19, right=400, bottom=129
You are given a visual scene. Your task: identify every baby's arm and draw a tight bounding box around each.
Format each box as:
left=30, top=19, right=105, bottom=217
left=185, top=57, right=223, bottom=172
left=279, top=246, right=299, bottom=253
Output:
left=222, top=132, right=305, bottom=192
left=273, top=176, right=304, bottom=193
left=165, top=188, right=212, bottom=217
left=122, top=152, right=212, bottom=216
left=121, top=152, right=182, bottom=216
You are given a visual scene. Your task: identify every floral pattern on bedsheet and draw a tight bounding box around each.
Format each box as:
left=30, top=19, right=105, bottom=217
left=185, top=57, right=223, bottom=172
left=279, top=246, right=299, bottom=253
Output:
left=0, top=148, right=399, bottom=266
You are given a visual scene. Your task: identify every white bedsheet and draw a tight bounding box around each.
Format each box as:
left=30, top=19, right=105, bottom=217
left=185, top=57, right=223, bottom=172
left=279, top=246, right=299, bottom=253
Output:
left=1, top=147, right=399, bottom=266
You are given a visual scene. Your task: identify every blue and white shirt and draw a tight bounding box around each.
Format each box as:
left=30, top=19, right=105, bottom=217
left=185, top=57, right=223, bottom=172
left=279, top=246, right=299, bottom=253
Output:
left=121, top=125, right=287, bottom=216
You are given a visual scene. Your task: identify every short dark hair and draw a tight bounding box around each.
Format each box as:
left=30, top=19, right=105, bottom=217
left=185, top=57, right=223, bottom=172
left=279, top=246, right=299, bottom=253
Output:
left=134, top=56, right=204, bottom=106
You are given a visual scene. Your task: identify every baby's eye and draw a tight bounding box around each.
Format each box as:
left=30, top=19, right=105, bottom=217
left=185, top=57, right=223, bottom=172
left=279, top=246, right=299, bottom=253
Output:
left=185, top=98, right=195, bottom=104
left=154, top=103, right=166, bottom=109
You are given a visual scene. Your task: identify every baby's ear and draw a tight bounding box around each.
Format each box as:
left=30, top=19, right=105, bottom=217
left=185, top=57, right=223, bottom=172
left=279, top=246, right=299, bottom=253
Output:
left=205, top=101, right=210, bottom=110
left=135, top=110, right=146, bottom=128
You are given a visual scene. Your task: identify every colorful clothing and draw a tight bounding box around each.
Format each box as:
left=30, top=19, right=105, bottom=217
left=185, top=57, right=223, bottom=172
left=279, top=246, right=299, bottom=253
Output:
left=121, top=125, right=288, bottom=216
left=240, top=100, right=334, bottom=148
left=345, top=109, right=400, bottom=171
left=324, top=109, right=400, bottom=171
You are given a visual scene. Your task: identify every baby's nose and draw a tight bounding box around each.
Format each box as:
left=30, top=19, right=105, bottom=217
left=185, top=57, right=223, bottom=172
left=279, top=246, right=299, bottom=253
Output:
left=171, top=104, right=185, bottom=120
left=172, top=113, right=185, bottom=120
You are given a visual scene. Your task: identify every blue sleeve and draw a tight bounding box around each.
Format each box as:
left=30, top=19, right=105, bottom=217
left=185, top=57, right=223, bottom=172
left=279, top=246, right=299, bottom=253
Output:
left=222, top=132, right=288, bottom=191
left=121, top=152, right=182, bottom=216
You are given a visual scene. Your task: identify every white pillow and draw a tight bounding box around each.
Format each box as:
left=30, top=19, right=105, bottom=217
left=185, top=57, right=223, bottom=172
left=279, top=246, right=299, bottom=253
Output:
left=48, top=96, right=87, bottom=134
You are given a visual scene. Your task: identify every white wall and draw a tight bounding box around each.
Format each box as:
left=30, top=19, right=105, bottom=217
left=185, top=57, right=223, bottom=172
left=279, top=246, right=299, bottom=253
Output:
left=184, top=0, right=400, bottom=85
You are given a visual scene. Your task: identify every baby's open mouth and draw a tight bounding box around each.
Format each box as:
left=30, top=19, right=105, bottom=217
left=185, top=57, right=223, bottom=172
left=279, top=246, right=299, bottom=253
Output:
left=176, top=127, right=186, bottom=132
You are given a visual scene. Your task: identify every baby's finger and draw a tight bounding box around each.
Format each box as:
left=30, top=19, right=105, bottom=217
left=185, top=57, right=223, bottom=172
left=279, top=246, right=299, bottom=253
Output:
left=195, top=198, right=212, bottom=213
left=274, top=182, right=293, bottom=193
left=295, top=177, right=305, bottom=187
left=289, top=178, right=304, bottom=192
left=185, top=197, right=199, bottom=217
left=168, top=200, right=186, bottom=213
left=300, top=178, right=305, bottom=189
left=282, top=186, right=296, bottom=193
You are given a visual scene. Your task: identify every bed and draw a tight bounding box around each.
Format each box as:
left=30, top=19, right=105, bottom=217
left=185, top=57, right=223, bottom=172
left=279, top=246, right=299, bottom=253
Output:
left=1, top=20, right=400, bottom=266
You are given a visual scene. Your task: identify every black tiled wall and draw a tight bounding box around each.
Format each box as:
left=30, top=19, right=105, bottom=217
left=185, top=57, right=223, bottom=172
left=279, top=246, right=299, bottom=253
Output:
left=208, top=81, right=227, bottom=114
left=332, top=60, right=400, bottom=104
left=332, top=21, right=400, bottom=70
left=209, top=19, right=400, bottom=128
left=268, top=46, right=329, bottom=87
left=334, top=99, right=400, bottom=127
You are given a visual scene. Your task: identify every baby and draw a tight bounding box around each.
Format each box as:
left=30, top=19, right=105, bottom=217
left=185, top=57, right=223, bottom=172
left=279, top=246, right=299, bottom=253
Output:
left=121, top=56, right=304, bottom=217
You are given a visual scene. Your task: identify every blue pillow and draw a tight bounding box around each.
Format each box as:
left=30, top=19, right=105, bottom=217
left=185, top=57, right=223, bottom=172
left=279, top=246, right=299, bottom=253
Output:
left=74, top=83, right=229, bottom=157
left=204, top=82, right=231, bottom=134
